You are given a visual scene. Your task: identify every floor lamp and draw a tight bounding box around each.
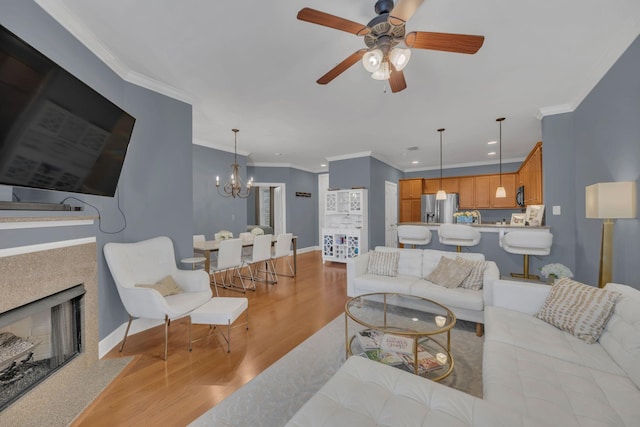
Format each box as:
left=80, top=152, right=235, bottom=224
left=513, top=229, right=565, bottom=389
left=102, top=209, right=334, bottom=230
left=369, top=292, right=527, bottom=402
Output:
left=585, top=181, right=637, bottom=288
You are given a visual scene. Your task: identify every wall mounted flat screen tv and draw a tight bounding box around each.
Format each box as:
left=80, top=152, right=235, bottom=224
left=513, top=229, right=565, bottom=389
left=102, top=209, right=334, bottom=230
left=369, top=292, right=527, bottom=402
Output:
left=0, top=23, right=136, bottom=197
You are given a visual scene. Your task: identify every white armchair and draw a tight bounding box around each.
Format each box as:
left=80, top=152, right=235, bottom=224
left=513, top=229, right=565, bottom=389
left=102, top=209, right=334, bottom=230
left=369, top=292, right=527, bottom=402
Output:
left=104, top=236, right=212, bottom=360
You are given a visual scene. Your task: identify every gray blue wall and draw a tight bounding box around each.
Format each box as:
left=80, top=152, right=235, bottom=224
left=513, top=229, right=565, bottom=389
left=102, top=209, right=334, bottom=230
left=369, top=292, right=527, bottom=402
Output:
left=193, top=145, right=248, bottom=239
left=0, top=0, right=194, bottom=339
left=543, top=34, right=640, bottom=288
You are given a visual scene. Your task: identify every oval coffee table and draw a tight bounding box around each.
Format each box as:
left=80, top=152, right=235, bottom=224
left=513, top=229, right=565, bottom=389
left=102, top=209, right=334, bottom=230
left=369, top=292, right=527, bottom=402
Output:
left=345, top=292, right=456, bottom=381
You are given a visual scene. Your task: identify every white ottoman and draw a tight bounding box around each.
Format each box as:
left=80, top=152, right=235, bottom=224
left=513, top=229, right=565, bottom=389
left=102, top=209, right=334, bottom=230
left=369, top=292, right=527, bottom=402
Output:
left=189, top=297, right=249, bottom=353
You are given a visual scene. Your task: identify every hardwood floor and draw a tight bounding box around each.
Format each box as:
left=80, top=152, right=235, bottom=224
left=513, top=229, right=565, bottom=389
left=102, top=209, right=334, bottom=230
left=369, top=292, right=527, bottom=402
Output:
left=72, top=251, right=347, bottom=427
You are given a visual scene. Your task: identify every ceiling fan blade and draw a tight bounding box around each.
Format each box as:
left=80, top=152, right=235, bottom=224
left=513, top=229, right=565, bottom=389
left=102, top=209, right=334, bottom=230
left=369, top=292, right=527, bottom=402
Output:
left=389, top=0, right=424, bottom=26
left=317, top=49, right=367, bottom=85
left=297, top=8, right=370, bottom=36
left=388, top=65, right=407, bottom=93
left=405, top=31, right=484, bottom=54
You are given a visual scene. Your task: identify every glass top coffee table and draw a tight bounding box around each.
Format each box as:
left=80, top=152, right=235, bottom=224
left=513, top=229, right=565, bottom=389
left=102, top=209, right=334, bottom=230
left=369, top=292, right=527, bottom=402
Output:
left=345, top=292, right=456, bottom=381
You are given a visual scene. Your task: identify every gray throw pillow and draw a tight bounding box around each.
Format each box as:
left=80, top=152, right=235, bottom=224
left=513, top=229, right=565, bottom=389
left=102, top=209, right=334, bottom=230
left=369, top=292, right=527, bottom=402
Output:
left=367, top=250, right=400, bottom=277
left=456, top=257, right=487, bottom=291
left=425, top=256, right=473, bottom=288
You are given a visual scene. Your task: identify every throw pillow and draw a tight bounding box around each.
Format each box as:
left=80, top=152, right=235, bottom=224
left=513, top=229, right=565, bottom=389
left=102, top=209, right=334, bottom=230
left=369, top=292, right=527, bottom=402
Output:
left=424, top=256, right=473, bottom=288
left=535, top=277, right=622, bottom=343
left=367, top=250, right=400, bottom=277
left=456, top=257, right=487, bottom=291
left=135, top=275, right=183, bottom=297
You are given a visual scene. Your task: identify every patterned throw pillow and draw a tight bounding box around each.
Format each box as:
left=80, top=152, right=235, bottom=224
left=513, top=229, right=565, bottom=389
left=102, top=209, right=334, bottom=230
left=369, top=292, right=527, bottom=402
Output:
left=135, top=275, right=183, bottom=297
left=424, top=256, right=473, bottom=288
left=535, top=278, right=622, bottom=343
left=456, top=257, right=487, bottom=291
left=366, top=250, right=400, bottom=277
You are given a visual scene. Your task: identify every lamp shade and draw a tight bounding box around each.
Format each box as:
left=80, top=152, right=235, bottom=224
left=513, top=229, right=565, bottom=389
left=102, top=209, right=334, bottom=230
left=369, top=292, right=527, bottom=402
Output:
left=495, top=186, right=506, bottom=198
left=362, top=49, right=383, bottom=72
left=436, top=190, right=447, bottom=200
left=371, top=61, right=390, bottom=80
left=585, top=181, right=637, bottom=219
left=389, top=47, right=411, bottom=71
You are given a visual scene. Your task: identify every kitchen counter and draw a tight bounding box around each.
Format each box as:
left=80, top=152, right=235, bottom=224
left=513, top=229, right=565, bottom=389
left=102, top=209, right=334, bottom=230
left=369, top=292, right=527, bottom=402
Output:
left=400, top=222, right=551, bottom=246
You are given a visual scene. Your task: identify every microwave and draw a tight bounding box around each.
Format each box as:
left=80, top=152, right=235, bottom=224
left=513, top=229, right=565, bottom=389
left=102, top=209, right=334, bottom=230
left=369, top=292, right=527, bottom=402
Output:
left=516, top=185, right=525, bottom=207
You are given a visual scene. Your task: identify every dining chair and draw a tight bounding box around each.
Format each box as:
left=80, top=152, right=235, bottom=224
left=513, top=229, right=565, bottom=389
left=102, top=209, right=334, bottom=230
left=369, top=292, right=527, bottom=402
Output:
left=241, top=234, right=276, bottom=286
left=103, top=236, right=212, bottom=360
left=181, top=235, right=207, bottom=269
left=269, top=233, right=294, bottom=279
left=209, top=238, right=248, bottom=294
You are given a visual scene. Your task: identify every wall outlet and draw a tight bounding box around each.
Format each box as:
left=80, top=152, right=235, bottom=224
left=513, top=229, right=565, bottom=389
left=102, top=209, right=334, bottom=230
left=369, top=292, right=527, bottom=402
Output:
left=552, top=205, right=561, bottom=215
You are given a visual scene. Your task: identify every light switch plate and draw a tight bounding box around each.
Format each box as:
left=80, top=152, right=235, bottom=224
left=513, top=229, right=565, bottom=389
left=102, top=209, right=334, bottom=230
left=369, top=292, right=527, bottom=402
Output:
left=553, top=205, right=561, bottom=215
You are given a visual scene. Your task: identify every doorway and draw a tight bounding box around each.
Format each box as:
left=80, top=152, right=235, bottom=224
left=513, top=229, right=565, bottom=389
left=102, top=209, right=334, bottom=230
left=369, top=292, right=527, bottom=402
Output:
left=318, top=173, right=329, bottom=247
left=252, top=183, right=286, bottom=235
left=385, top=180, right=398, bottom=247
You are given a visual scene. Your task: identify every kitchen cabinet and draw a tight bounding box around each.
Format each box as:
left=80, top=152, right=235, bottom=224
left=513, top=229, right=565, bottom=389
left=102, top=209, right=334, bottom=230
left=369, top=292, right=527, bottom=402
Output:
left=517, top=142, right=543, bottom=206
left=490, top=173, right=517, bottom=208
left=474, top=175, right=492, bottom=208
left=422, top=177, right=459, bottom=194
left=458, top=177, right=475, bottom=209
left=399, top=179, right=423, bottom=222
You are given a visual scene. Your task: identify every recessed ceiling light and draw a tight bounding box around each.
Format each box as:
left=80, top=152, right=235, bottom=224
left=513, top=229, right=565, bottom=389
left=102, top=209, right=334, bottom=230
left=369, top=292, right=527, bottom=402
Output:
left=407, top=146, right=419, bottom=151
left=320, top=163, right=326, bottom=167
left=488, top=140, right=497, bottom=145
left=488, top=151, right=497, bottom=156
left=275, top=152, right=281, bottom=156
left=412, top=160, right=419, bottom=164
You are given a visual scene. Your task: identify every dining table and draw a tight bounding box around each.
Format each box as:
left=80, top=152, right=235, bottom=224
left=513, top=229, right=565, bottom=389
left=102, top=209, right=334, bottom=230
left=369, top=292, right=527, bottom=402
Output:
left=193, top=234, right=298, bottom=277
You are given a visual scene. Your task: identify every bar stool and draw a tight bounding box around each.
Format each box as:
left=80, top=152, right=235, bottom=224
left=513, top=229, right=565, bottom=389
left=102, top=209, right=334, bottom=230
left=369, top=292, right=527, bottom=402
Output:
left=438, top=224, right=481, bottom=252
left=501, top=231, right=553, bottom=280
left=397, top=225, right=432, bottom=248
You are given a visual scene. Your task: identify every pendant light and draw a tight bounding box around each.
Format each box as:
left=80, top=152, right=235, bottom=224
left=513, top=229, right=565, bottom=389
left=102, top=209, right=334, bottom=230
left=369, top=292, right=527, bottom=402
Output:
left=436, top=128, right=447, bottom=201
left=216, top=129, right=253, bottom=198
left=495, top=117, right=506, bottom=198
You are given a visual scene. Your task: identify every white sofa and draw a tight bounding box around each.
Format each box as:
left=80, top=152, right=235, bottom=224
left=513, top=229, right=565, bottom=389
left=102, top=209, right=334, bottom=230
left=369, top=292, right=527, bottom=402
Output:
left=347, top=247, right=500, bottom=335
left=287, top=280, right=640, bottom=426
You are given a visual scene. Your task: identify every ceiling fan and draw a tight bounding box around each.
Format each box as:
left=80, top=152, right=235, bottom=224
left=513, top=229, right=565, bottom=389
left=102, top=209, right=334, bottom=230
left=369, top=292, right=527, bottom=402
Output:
left=297, top=0, right=484, bottom=93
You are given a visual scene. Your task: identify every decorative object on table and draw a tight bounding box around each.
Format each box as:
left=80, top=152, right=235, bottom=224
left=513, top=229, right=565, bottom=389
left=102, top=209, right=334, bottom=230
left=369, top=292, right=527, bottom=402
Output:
left=540, top=263, right=573, bottom=285
left=436, top=128, right=447, bottom=200
left=524, top=204, right=545, bottom=226
left=585, top=181, right=637, bottom=288
left=453, top=211, right=479, bottom=224
left=250, top=227, right=264, bottom=236
left=215, top=129, right=253, bottom=198
left=495, top=117, right=507, bottom=198
left=510, top=213, right=526, bottom=225
left=214, top=230, right=234, bottom=241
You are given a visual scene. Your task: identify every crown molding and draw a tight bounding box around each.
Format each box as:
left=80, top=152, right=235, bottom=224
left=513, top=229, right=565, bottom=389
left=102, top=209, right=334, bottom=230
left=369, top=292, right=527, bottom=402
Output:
left=325, top=151, right=403, bottom=172
left=247, top=163, right=317, bottom=174
left=536, top=104, right=574, bottom=120
left=34, top=0, right=193, bottom=104
left=193, top=138, right=251, bottom=157
left=404, top=157, right=526, bottom=173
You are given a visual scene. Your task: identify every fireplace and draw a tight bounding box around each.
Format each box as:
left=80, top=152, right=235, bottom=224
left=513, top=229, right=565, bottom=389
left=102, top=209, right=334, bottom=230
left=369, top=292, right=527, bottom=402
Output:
left=0, top=237, right=105, bottom=425
left=1, top=285, right=85, bottom=411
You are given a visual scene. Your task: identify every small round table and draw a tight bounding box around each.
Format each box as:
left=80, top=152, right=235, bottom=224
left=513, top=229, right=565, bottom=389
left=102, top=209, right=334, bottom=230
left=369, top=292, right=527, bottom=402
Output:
left=345, top=292, right=456, bottom=381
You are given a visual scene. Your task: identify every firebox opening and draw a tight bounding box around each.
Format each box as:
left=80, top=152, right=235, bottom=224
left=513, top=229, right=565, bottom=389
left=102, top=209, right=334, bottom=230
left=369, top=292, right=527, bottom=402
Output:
left=0, top=284, right=85, bottom=412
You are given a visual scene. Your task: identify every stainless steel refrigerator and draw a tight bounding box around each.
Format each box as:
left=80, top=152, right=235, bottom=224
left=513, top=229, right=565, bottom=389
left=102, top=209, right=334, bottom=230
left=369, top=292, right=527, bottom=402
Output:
left=421, top=193, right=459, bottom=223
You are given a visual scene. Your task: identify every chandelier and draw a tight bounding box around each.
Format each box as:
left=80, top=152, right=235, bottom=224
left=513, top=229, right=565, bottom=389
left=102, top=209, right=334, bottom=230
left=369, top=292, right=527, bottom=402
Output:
left=216, top=128, right=253, bottom=198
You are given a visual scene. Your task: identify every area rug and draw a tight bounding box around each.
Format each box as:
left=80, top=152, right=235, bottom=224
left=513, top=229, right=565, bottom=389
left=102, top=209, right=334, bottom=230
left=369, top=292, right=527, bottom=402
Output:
left=189, top=315, right=484, bottom=427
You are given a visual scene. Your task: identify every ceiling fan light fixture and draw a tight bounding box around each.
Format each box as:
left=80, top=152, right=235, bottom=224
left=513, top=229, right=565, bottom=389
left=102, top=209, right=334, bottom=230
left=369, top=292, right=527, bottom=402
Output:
left=371, top=61, right=391, bottom=80
left=362, top=48, right=383, bottom=72
left=389, top=47, right=411, bottom=71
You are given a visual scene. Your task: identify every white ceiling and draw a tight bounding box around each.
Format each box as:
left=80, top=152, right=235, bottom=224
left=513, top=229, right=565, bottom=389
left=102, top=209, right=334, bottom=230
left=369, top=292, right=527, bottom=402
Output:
left=36, top=0, right=640, bottom=173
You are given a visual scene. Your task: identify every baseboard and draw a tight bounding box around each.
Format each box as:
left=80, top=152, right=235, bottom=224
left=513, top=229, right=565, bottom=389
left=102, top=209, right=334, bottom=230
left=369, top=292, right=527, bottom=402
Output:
left=296, top=245, right=320, bottom=254
left=99, top=318, right=163, bottom=359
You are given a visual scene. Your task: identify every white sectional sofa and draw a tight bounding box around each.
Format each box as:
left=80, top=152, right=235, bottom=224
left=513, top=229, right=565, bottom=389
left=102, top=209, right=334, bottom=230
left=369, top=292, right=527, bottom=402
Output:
left=286, top=279, right=640, bottom=426
left=347, top=247, right=500, bottom=335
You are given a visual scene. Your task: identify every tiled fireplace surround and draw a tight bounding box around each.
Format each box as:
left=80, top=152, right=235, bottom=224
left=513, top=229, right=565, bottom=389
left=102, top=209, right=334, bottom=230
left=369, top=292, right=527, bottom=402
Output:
left=0, top=238, right=101, bottom=425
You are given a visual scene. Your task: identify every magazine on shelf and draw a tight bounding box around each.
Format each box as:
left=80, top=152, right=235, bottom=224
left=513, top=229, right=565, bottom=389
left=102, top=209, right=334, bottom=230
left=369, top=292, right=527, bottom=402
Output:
left=380, top=333, right=415, bottom=354
left=400, top=351, right=444, bottom=375
left=355, top=329, right=383, bottom=350
left=364, top=349, right=404, bottom=366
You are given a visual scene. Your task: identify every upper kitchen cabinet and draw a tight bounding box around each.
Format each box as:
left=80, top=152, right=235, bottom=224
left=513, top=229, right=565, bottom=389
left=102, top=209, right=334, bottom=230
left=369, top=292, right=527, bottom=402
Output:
left=399, top=178, right=423, bottom=222
left=517, top=142, right=543, bottom=206
left=423, top=177, right=459, bottom=194
left=490, top=173, right=517, bottom=208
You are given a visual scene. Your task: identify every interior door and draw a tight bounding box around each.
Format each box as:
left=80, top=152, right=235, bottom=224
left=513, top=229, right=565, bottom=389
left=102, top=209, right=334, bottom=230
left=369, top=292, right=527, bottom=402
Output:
left=318, top=173, right=329, bottom=247
left=385, top=181, right=398, bottom=247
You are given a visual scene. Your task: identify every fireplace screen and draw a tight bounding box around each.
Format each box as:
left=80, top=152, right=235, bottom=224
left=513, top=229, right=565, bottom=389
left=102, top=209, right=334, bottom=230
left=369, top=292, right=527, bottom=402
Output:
left=0, top=285, right=84, bottom=412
